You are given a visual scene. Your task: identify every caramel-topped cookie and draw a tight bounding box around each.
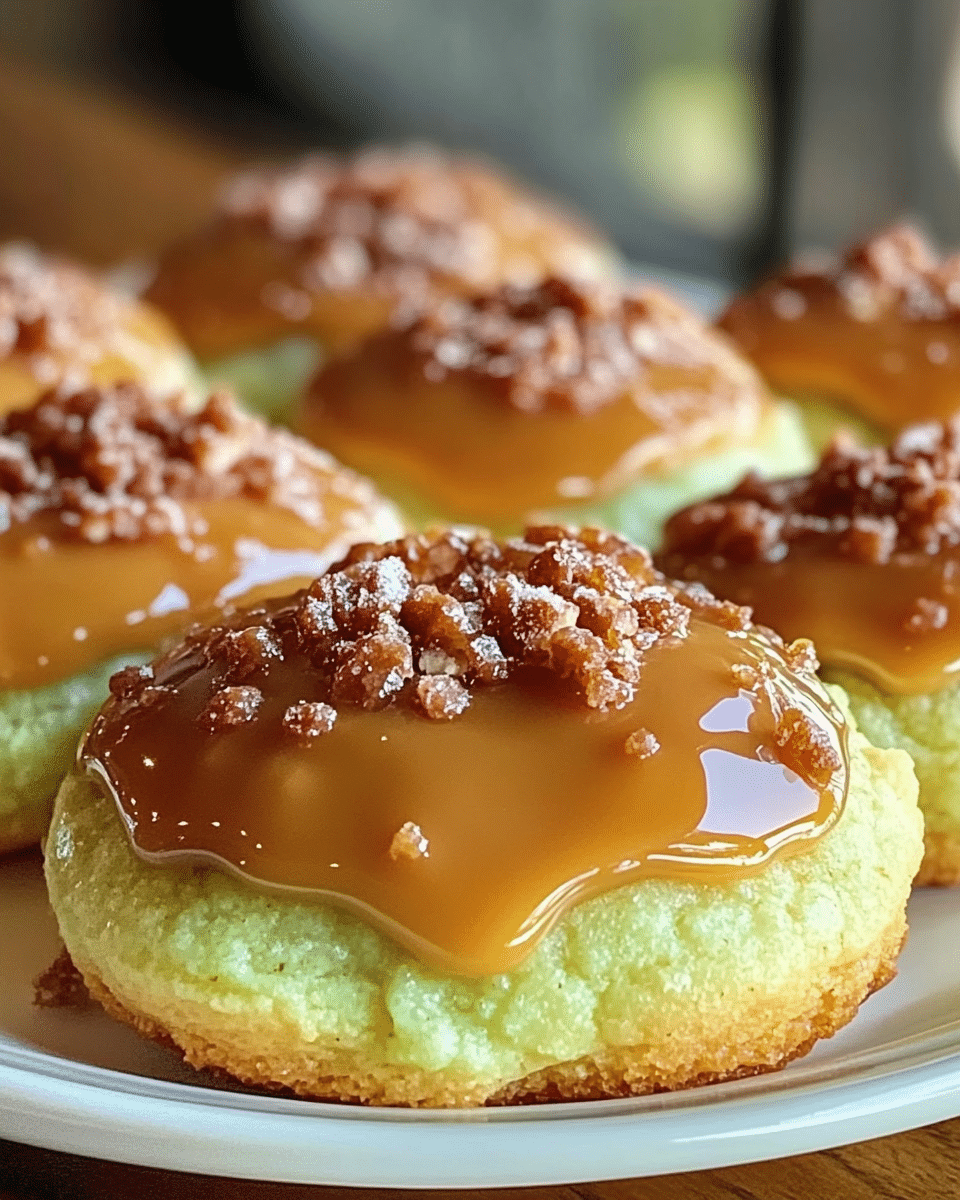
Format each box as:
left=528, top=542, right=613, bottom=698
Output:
left=145, top=146, right=611, bottom=423
left=659, top=421, right=960, bottom=882
left=0, top=382, right=401, bottom=690
left=0, top=243, right=194, bottom=416
left=84, top=526, right=848, bottom=977
left=719, top=225, right=960, bottom=437
left=300, top=275, right=813, bottom=542
left=659, top=421, right=960, bottom=695
left=45, top=526, right=921, bottom=1105
left=0, top=383, right=400, bottom=854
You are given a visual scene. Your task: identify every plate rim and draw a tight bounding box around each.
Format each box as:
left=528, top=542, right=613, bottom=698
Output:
left=3, top=1024, right=960, bottom=1187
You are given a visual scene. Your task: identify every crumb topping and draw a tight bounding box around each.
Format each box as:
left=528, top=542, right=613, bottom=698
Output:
left=660, top=421, right=960, bottom=567
left=773, top=707, right=841, bottom=787
left=724, top=224, right=960, bottom=327
left=389, top=821, right=430, bottom=861
left=199, top=685, right=263, bottom=733
left=401, top=275, right=759, bottom=417
left=0, top=382, right=383, bottom=541
left=116, top=525, right=836, bottom=781
left=624, top=728, right=660, bottom=758
left=0, top=244, right=126, bottom=374
left=206, top=146, right=594, bottom=303
left=220, top=149, right=490, bottom=288
left=282, top=700, right=337, bottom=741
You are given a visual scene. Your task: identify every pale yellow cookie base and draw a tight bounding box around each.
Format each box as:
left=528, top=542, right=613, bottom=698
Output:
left=381, top=400, right=815, bottom=550
left=201, top=338, right=322, bottom=425
left=45, top=699, right=922, bottom=1108
left=914, top=831, right=960, bottom=887
left=0, top=654, right=144, bottom=855
left=828, top=670, right=960, bottom=886
left=790, top=395, right=884, bottom=453
left=76, top=913, right=904, bottom=1106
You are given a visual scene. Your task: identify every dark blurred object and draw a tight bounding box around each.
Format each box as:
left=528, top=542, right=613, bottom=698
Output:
left=3, top=1, right=960, bottom=284
left=787, top=0, right=960, bottom=252
left=241, top=0, right=788, bottom=284
left=0, top=0, right=789, bottom=282
left=0, top=54, right=235, bottom=264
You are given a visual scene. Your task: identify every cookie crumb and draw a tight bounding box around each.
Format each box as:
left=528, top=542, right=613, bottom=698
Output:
left=624, top=729, right=660, bottom=759
left=282, top=700, right=337, bottom=741
left=199, top=685, right=263, bottom=732
left=389, top=821, right=430, bottom=861
left=33, top=947, right=92, bottom=1009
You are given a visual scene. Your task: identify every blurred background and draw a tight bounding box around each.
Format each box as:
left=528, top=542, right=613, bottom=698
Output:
left=0, top=0, right=958, bottom=290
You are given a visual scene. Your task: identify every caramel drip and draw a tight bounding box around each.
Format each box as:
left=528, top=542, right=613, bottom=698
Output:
left=149, top=232, right=397, bottom=359
left=302, top=358, right=764, bottom=523
left=0, top=499, right=361, bottom=690
left=0, top=303, right=187, bottom=417
left=721, top=294, right=960, bottom=433
left=83, top=618, right=847, bottom=977
left=664, top=550, right=960, bottom=695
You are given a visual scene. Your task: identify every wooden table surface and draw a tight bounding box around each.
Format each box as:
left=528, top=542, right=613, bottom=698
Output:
left=0, top=54, right=957, bottom=1199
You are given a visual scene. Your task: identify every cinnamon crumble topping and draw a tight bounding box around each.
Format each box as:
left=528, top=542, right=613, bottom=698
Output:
left=905, top=596, right=950, bottom=634
left=199, top=685, right=263, bottom=733
left=624, top=728, right=660, bottom=758
left=218, top=149, right=498, bottom=294
left=149, top=147, right=603, bottom=317
left=400, top=275, right=762, bottom=417
left=774, top=707, right=841, bottom=787
left=389, top=821, right=430, bottom=861
left=112, top=523, right=834, bottom=809
left=0, top=244, right=127, bottom=373
left=659, top=420, right=960, bottom=568
left=0, top=382, right=389, bottom=541
left=720, top=223, right=960, bottom=333
left=108, top=663, right=155, bottom=698
left=282, top=700, right=337, bottom=741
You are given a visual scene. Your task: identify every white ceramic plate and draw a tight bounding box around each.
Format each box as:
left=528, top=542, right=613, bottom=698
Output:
left=0, top=851, right=958, bottom=1188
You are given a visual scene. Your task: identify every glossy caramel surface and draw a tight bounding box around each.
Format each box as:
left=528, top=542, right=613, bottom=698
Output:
left=83, top=617, right=848, bottom=977
left=0, top=499, right=363, bottom=690
left=663, top=550, right=960, bottom=696
left=302, top=351, right=764, bottom=524
left=719, top=226, right=960, bottom=433
left=721, top=299, right=960, bottom=433
left=0, top=257, right=189, bottom=418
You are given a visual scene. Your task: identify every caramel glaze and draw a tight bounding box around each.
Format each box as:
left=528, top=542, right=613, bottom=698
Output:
left=0, top=248, right=188, bottom=417
left=82, top=613, right=848, bottom=978
left=146, top=149, right=607, bottom=360
left=658, top=419, right=960, bottom=696
left=0, top=499, right=364, bottom=691
left=301, top=290, right=767, bottom=525
left=719, top=225, right=960, bottom=433
left=658, top=550, right=960, bottom=697
left=147, top=232, right=397, bottom=360
left=302, top=357, right=763, bottom=525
